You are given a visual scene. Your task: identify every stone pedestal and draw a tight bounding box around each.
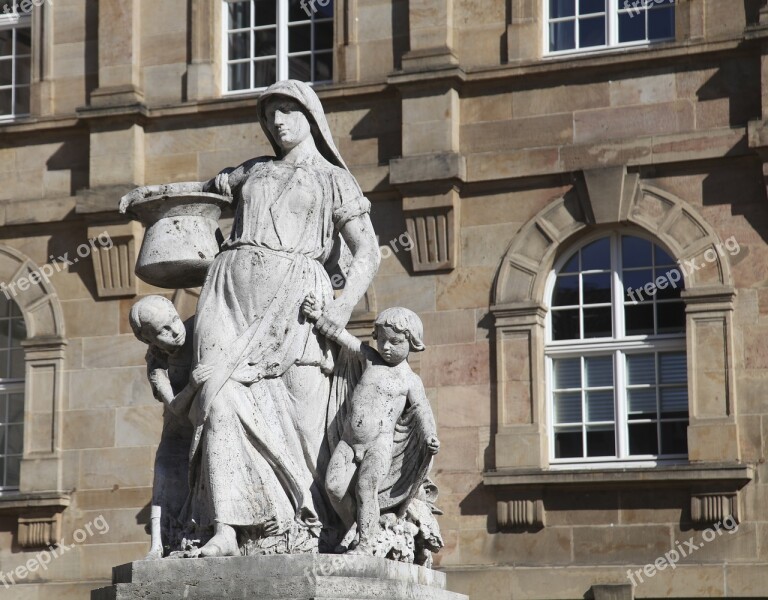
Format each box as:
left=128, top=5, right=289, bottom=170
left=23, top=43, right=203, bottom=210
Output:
left=91, top=554, right=469, bottom=600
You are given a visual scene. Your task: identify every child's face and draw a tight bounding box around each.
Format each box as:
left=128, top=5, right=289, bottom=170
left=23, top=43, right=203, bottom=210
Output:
left=375, top=325, right=410, bottom=365
left=147, top=307, right=185, bottom=354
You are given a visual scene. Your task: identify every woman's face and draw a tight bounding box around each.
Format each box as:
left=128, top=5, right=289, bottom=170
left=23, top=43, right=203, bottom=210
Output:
left=265, top=98, right=312, bottom=152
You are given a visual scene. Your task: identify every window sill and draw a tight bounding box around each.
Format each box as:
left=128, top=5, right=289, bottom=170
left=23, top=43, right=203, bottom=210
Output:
left=483, top=462, right=753, bottom=489
left=0, top=491, right=70, bottom=548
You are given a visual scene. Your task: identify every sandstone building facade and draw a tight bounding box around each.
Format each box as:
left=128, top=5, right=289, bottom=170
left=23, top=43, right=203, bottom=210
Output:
left=0, top=0, right=766, bottom=598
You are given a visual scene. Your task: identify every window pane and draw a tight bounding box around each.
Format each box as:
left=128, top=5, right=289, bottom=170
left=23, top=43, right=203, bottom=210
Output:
left=288, top=55, right=312, bottom=81
left=229, top=31, right=250, bottom=60
left=15, top=55, right=29, bottom=85
left=561, top=253, right=579, bottom=273
left=253, top=59, right=277, bottom=87
left=648, top=5, right=674, bottom=40
left=623, top=269, right=653, bottom=302
left=628, top=388, right=656, bottom=419
left=317, top=0, right=334, bottom=19
left=0, top=58, right=10, bottom=86
left=550, top=21, right=576, bottom=51
left=5, top=455, right=19, bottom=488
left=555, top=428, right=582, bottom=458
left=660, top=421, right=687, bottom=455
left=7, top=423, right=22, bottom=454
left=582, top=273, right=611, bottom=304
left=555, top=392, right=582, bottom=423
left=581, top=238, right=610, bottom=271
left=552, top=309, right=580, bottom=340
left=586, top=391, right=614, bottom=421
left=255, top=29, right=277, bottom=57
left=551, top=0, right=576, bottom=18
left=554, top=358, right=581, bottom=389
left=228, top=62, right=250, bottom=91
left=627, top=354, right=655, bottom=385
left=16, top=27, right=30, bottom=56
left=9, top=301, right=20, bottom=318
left=289, top=0, right=311, bottom=22
left=0, top=350, right=8, bottom=378
left=586, top=426, right=615, bottom=456
left=9, top=348, right=24, bottom=378
left=0, top=31, right=11, bottom=58
left=254, top=0, right=277, bottom=26
left=585, top=356, right=613, bottom=387
left=618, top=10, right=646, bottom=42
left=0, top=321, right=8, bottom=348
left=289, top=24, right=312, bottom=53
left=583, top=307, right=612, bottom=338
left=659, top=352, right=686, bottom=384
left=13, top=86, right=27, bottom=115
left=654, top=245, right=676, bottom=266
left=553, top=275, right=579, bottom=306
left=654, top=270, right=683, bottom=300
left=628, top=422, right=658, bottom=455
left=0, top=298, right=10, bottom=319
left=622, top=236, right=652, bottom=268
left=625, top=303, right=654, bottom=335
left=10, top=315, right=25, bottom=344
left=316, top=20, right=334, bottom=50
left=660, top=387, right=687, bottom=417
left=7, top=393, right=22, bottom=423
left=579, top=0, right=605, bottom=14
left=314, top=52, right=333, bottom=82
left=656, top=301, right=685, bottom=333
left=0, top=88, right=12, bottom=115
left=228, top=1, right=251, bottom=29
left=579, top=16, right=606, bottom=47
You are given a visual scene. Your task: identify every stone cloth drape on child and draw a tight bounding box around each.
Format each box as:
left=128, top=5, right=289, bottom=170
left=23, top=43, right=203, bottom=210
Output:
left=182, top=80, right=372, bottom=551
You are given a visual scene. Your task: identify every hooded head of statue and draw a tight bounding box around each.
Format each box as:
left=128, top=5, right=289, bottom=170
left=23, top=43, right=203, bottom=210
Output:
left=256, top=79, right=348, bottom=172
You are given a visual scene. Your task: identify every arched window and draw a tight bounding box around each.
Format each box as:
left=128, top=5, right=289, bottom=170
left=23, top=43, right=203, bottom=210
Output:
left=545, top=232, right=687, bottom=466
left=0, top=295, right=24, bottom=488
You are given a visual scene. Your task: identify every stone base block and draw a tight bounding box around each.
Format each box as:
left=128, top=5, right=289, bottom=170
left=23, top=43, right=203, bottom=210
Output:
left=91, top=554, right=469, bottom=600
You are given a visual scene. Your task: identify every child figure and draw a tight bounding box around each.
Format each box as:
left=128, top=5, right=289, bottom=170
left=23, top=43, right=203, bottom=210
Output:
left=129, top=296, right=214, bottom=558
left=301, top=294, right=440, bottom=555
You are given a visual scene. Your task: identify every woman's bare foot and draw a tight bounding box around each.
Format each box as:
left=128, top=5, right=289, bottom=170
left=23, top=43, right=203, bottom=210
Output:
left=192, top=523, right=240, bottom=557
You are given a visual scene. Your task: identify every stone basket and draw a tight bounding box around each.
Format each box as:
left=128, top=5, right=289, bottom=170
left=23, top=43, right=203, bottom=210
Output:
left=119, top=183, right=232, bottom=289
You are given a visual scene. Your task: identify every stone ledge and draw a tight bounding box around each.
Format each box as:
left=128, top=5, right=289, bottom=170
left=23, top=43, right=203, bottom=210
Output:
left=94, top=555, right=468, bottom=600
left=483, top=463, right=753, bottom=489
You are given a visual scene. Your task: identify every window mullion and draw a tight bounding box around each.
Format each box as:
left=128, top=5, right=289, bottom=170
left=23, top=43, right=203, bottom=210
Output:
left=277, top=0, right=289, bottom=81
left=615, top=349, right=628, bottom=458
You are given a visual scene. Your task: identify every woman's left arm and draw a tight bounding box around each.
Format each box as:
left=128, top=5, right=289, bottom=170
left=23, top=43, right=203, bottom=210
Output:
left=317, top=214, right=380, bottom=338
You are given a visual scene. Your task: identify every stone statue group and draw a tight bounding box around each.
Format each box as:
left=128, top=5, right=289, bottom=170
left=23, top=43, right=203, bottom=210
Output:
left=120, top=80, right=443, bottom=565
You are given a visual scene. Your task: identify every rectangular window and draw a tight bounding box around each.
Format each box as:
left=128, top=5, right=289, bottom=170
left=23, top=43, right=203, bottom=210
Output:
left=546, top=0, right=674, bottom=55
left=224, top=0, right=334, bottom=93
left=0, top=3, right=31, bottom=120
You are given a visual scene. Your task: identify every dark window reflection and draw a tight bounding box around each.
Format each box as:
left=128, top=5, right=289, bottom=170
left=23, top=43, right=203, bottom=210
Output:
left=628, top=422, right=658, bottom=455
left=660, top=421, right=687, bottom=454
left=586, top=427, right=615, bottom=456
left=552, top=309, right=580, bottom=340
left=555, top=429, right=582, bottom=458
left=583, top=307, right=612, bottom=338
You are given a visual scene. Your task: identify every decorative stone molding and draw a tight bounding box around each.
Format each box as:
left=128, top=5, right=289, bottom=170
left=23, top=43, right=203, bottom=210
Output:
left=88, top=223, right=142, bottom=298
left=691, top=492, right=740, bottom=525
left=18, top=514, right=62, bottom=548
left=496, top=498, right=545, bottom=529
left=0, top=492, right=70, bottom=549
left=404, top=190, right=460, bottom=272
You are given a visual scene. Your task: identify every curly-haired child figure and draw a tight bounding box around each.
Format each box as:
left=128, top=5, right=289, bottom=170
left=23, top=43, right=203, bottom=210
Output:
left=129, top=296, right=214, bottom=558
left=301, top=294, right=440, bottom=555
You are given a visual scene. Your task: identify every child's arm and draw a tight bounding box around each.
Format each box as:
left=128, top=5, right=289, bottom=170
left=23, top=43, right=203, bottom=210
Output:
left=165, top=364, right=213, bottom=417
left=407, top=376, right=440, bottom=455
left=301, top=293, right=363, bottom=356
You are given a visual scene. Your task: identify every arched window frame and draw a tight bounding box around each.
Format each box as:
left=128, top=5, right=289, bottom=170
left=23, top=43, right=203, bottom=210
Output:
left=543, top=229, right=689, bottom=468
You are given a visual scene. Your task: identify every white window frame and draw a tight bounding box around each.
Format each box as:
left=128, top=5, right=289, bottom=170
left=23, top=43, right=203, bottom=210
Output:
left=543, top=0, right=675, bottom=58
left=544, top=230, right=688, bottom=469
left=0, top=7, right=31, bottom=122
left=222, top=0, right=334, bottom=95
left=0, top=298, right=25, bottom=490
